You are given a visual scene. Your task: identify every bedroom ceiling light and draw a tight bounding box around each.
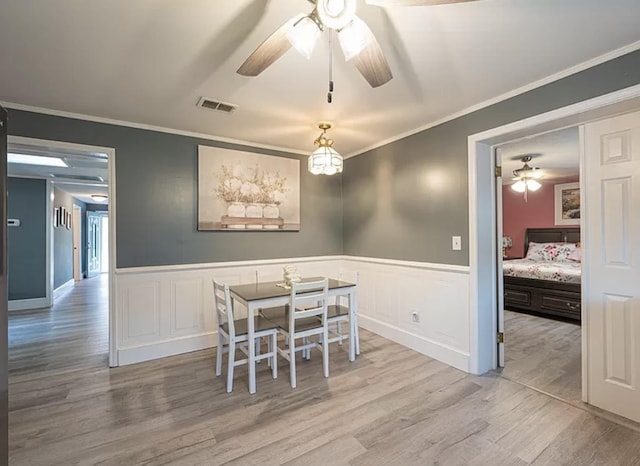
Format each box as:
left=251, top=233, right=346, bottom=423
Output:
left=511, top=155, right=542, bottom=201
left=286, top=15, right=322, bottom=59
left=91, top=194, right=108, bottom=202
left=308, top=122, right=343, bottom=175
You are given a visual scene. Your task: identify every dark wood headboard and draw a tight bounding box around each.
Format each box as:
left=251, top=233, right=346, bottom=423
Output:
left=524, top=228, right=581, bottom=255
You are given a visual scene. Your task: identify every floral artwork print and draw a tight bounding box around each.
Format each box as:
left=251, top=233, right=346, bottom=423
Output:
left=198, top=146, right=300, bottom=231
left=215, top=164, right=288, bottom=205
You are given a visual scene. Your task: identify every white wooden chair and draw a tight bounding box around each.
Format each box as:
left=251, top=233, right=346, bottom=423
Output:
left=213, top=280, right=278, bottom=393
left=324, top=271, right=360, bottom=355
left=260, top=278, right=329, bottom=389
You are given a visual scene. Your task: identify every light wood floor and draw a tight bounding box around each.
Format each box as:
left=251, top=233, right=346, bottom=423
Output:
left=8, top=277, right=640, bottom=465
left=502, top=310, right=582, bottom=404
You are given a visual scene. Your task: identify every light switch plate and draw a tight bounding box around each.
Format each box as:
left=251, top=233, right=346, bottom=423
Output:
left=452, top=236, right=462, bottom=251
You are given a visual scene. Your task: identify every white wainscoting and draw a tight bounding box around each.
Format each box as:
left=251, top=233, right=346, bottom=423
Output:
left=343, top=257, right=471, bottom=372
left=115, top=255, right=470, bottom=371
left=114, top=256, right=344, bottom=366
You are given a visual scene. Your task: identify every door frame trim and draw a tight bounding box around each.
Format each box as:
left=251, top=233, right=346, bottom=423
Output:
left=7, top=136, right=117, bottom=367
left=467, top=83, right=640, bottom=399
left=72, top=205, right=82, bottom=281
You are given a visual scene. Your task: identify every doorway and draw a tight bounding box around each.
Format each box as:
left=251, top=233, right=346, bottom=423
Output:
left=496, top=127, right=583, bottom=405
left=468, top=84, right=640, bottom=423
left=87, top=211, right=108, bottom=277
left=6, top=136, right=117, bottom=367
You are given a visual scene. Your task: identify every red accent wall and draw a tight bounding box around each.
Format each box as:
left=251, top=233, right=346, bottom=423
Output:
left=502, top=177, right=579, bottom=258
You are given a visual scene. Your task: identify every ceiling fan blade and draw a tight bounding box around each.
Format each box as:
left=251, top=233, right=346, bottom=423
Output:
left=366, top=0, right=478, bottom=6
left=237, top=15, right=303, bottom=77
left=350, top=20, right=393, bottom=88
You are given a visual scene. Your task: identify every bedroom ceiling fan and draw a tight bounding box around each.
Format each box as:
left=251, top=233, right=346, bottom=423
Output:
left=237, top=0, right=479, bottom=89
left=511, top=155, right=543, bottom=201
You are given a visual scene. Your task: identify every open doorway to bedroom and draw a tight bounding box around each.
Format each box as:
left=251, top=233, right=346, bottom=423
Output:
left=496, top=127, right=583, bottom=404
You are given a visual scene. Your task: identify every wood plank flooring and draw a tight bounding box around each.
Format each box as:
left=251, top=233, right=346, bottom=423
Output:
left=502, top=310, right=582, bottom=404
left=8, top=277, right=640, bottom=465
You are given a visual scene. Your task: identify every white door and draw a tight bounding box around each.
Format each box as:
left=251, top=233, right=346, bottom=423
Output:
left=72, top=206, right=82, bottom=281
left=87, top=211, right=101, bottom=278
left=583, top=110, right=640, bottom=423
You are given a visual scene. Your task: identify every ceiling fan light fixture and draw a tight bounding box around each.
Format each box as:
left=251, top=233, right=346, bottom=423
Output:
left=526, top=179, right=541, bottom=192
left=286, top=15, right=321, bottom=59
left=511, top=180, right=526, bottom=193
left=338, top=17, right=370, bottom=61
left=317, top=0, right=357, bottom=30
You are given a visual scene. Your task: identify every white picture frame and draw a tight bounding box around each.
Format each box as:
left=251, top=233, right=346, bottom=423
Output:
left=554, top=182, right=580, bottom=225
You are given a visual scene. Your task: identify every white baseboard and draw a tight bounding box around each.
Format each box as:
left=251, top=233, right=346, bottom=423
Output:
left=54, top=278, right=75, bottom=299
left=118, top=332, right=217, bottom=366
left=8, top=297, right=49, bottom=311
left=359, top=314, right=470, bottom=372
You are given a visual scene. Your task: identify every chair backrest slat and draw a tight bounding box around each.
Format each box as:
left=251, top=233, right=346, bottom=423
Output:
left=290, top=278, right=329, bottom=330
left=213, top=279, right=235, bottom=336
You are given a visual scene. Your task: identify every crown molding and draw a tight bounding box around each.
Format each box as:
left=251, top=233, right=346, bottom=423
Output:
left=344, top=39, right=640, bottom=159
left=0, top=101, right=310, bottom=157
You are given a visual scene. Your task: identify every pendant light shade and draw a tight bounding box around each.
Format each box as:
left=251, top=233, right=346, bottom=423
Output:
left=338, top=17, right=370, bottom=61
left=287, top=15, right=321, bottom=59
left=308, top=123, right=343, bottom=175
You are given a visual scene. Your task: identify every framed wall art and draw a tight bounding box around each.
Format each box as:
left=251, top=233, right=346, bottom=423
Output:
left=197, top=146, right=300, bottom=231
left=554, top=182, right=580, bottom=226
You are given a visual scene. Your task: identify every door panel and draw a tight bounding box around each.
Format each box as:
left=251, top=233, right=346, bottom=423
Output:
left=584, top=110, right=640, bottom=423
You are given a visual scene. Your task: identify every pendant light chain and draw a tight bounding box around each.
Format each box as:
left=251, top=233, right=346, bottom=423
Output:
left=328, top=29, right=334, bottom=103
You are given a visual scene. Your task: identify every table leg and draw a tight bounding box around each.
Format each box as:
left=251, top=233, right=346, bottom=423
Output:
left=354, top=286, right=360, bottom=356
left=248, top=302, right=257, bottom=394
left=349, top=289, right=355, bottom=362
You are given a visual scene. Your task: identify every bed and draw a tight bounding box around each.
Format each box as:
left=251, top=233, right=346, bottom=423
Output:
left=503, top=228, right=582, bottom=322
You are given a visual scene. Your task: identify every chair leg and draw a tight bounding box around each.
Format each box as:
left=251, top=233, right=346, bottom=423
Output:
left=289, top=338, right=297, bottom=389
left=322, top=328, right=329, bottom=378
left=226, top=339, right=236, bottom=393
left=304, top=336, right=311, bottom=361
left=355, top=315, right=360, bottom=355
left=337, top=321, right=343, bottom=345
left=256, top=337, right=262, bottom=364
left=266, top=336, right=271, bottom=368
left=216, top=330, right=224, bottom=376
left=271, top=331, right=278, bottom=379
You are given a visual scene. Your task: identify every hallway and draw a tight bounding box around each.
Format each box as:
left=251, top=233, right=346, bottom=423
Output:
left=8, top=275, right=108, bottom=379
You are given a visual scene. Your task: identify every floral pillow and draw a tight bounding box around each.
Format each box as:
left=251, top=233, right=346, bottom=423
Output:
left=525, top=242, right=578, bottom=262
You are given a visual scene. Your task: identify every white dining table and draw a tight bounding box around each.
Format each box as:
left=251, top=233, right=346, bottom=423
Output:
left=229, top=276, right=359, bottom=394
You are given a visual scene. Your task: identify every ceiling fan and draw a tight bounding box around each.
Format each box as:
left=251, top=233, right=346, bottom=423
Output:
left=237, top=0, right=478, bottom=88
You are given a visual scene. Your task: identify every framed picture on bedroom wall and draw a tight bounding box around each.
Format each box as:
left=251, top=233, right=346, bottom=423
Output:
left=554, top=182, right=580, bottom=226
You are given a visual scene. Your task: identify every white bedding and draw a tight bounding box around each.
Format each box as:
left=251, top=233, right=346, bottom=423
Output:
left=503, top=259, right=581, bottom=284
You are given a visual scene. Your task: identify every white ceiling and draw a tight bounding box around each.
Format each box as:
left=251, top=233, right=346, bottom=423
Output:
left=1, top=0, right=639, bottom=155
left=8, top=142, right=109, bottom=204
left=498, top=126, right=579, bottom=184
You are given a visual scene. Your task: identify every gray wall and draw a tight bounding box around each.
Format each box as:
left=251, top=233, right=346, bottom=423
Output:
left=343, top=50, right=640, bottom=266
left=53, top=188, right=75, bottom=288
left=7, top=178, right=47, bottom=300
left=7, top=113, right=343, bottom=268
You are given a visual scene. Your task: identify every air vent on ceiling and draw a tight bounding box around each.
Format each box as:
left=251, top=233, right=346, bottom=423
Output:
left=197, top=97, right=238, bottom=114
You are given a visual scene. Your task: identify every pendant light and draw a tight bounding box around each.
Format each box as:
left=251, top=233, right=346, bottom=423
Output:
left=308, top=122, right=343, bottom=175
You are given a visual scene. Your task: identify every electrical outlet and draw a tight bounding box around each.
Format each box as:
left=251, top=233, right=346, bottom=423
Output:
left=452, top=236, right=462, bottom=251
left=411, top=311, right=420, bottom=323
